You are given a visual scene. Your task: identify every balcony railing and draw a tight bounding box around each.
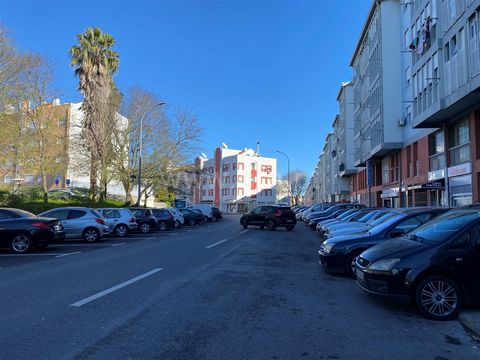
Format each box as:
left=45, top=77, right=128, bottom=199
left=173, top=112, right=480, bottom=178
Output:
left=449, top=143, right=471, bottom=167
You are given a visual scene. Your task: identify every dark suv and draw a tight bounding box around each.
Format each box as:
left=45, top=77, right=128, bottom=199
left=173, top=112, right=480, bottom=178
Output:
left=128, top=208, right=158, bottom=234
left=151, top=208, right=175, bottom=231
left=240, top=205, right=296, bottom=231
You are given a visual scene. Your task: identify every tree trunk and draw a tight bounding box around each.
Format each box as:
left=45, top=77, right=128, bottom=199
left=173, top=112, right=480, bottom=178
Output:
left=90, top=155, right=98, bottom=202
left=99, top=162, right=108, bottom=203
left=122, top=178, right=133, bottom=205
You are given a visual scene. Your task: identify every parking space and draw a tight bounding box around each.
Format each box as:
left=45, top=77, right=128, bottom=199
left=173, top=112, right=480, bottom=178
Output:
left=0, top=221, right=222, bottom=269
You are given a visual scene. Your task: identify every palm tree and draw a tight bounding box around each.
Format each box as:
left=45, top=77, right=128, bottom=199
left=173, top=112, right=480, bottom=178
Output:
left=69, top=27, right=119, bottom=201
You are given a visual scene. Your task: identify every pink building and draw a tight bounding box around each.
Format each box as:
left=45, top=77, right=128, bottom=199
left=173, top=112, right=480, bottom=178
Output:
left=194, top=146, right=277, bottom=213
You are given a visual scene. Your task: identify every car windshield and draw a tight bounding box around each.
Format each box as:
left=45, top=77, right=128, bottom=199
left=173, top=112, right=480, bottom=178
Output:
left=368, top=212, right=395, bottom=226
left=408, top=210, right=480, bottom=244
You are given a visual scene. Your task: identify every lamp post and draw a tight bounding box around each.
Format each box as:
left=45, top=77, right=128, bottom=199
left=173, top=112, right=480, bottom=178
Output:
left=276, top=150, right=290, bottom=206
left=137, top=102, right=165, bottom=207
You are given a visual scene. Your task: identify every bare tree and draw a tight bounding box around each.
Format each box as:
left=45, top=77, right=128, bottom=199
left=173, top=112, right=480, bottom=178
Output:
left=283, top=170, right=308, bottom=205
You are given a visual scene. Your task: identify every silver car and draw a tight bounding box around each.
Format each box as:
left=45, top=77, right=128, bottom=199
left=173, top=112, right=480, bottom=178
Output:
left=98, top=208, right=138, bottom=237
left=166, top=208, right=184, bottom=228
left=38, top=207, right=109, bottom=242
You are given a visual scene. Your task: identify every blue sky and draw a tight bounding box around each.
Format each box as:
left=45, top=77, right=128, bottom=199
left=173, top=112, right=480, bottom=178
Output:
left=1, top=0, right=370, bottom=178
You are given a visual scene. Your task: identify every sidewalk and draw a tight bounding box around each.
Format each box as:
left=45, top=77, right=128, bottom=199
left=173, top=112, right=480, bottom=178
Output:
left=459, top=309, right=480, bottom=338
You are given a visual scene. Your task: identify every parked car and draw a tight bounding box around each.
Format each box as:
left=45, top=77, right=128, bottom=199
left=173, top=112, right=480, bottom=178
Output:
left=128, top=208, right=158, bottom=234
left=356, top=208, right=480, bottom=320
left=316, top=208, right=372, bottom=233
left=240, top=205, right=296, bottom=231
left=151, top=208, right=176, bottom=231
left=47, top=189, right=87, bottom=201
left=187, top=204, right=214, bottom=221
left=304, top=203, right=365, bottom=225
left=317, top=208, right=381, bottom=235
left=180, top=208, right=206, bottom=225
left=319, top=207, right=449, bottom=277
left=307, top=209, right=351, bottom=229
left=98, top=208, right=137, bottom=238
left=0, top=208, right=65, bottom=253
left=166, top=208, right=184, bottom=228
left=324, top=210, right=396, bottom=239
left=38, top=207, right=108, bottom=242
left=212, top=206, right=223, bottom=221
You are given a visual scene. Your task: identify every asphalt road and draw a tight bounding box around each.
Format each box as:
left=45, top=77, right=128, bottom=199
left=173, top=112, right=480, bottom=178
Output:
left=0, top=215, right=479, bottom=360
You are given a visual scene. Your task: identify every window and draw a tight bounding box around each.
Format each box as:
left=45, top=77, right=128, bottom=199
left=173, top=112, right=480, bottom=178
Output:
left=251, top=163, right=256, bottom=169
left=451, top=35, right=457, bottom=56
left=232, top=188, right=237, bottom=196
left=202, top=190, right=206, bottom=196
left=392, top=217, right=422, bottom=234
left=222, top=188, right=230, bottom=196
left=208, top=189, right=214, bottom=196
left=222, top=164, right=230, bottom=172
left=69, top=210, right=86, bottom=219
left=45, top=210, right=69, bottom=220
left=103, top=210, right=121, bottom=219
left=238, top=163, right=244, bottom=170
left=445, top=42, right=450, bottom=62
left=232, top=175, right=237, bottom=182
left=261, top=165, right=272, bottom=173
left=237, top=175, right=244, bottom=183
left=238, top=188, right=244, bottom=195
left=429, top=130, right=446, bottom=171
left=405, top=66, right=411, bottom=87
left=209, top=177, right=214, bottom=184
left=223, top=176, right=230, bottom=183
left=448, top=117, right=470, bottom=166
left=450, top=232, right=470, bottom=249
left=202, top=178, right=207, bottom=185
left=261, top=177, right=272, bottom=185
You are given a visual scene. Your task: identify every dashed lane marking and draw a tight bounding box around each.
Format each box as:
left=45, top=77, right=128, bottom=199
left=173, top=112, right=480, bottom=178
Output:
left=55, top=251, right=82, bottom=258
left=205, top=239, right=228, bottom=249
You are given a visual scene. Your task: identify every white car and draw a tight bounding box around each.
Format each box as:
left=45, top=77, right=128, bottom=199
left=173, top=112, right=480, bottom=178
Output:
left=166, top=208, right=184, bottom=228
left=187, top=204, right=214, bottom=221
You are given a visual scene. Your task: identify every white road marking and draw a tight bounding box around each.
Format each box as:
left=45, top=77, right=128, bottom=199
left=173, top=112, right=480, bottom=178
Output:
left=53, top=243, right=113, bottom=247
left=111, top=243, right=126, bottom=247
left=206, top=239, right=228, bottom=249
left=0, top=253, right=62, bottom=257
left=70, top=268, right=163, bottom=307
left=55, top=251, right=82, bottom=258
left=240, top=229, right=248, bottom=234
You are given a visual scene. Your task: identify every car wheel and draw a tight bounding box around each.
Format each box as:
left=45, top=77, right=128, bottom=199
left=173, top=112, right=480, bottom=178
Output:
left=83, top=228, right=100, bottom=242
left=265, top=220, right=276, bottom=231
left=189, top=219, right=196, bottom=226
left=242, top=220, right=248, bottom=229
left=200, top=217, right=207, bottom=225
left=158, top=221, right=168, bottom=231
left=11, top=233, right=32, bottom=253
left=114, top=224, right=128, bottom=238
left=415, top=276, right=462, bottom=320
left=345, top=251, right=362, bottom=278
left=139, top=222, right=151, bottom=234
left=212, top=216, right=217, bottom=222
left=174, top=220, right=181, bottom=228
left=286, top=225, right=294, bottom=231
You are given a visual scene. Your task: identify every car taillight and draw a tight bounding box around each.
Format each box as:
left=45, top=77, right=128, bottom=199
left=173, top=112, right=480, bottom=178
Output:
left=274, top=209, right=282, bottom=217
left=32, top=222, right=50, bottom=230
left=129, top=217, right=136, bottom=223
left=96, top=218, right=106, bottom=225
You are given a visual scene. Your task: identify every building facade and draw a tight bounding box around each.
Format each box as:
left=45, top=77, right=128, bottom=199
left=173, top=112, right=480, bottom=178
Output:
left=194, top=146, right=277, bottom=213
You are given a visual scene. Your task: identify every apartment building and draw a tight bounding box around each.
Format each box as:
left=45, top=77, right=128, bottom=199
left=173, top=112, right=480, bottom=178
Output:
left=0, top=99, right=129, bottom=197
left=194, top=146, right=277, bottom=213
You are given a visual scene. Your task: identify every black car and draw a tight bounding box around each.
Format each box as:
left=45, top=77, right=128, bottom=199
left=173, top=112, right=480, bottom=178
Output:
left=240, top=205, right=296, bottom=231
left=180, top=208, right=206, bottom=226
left=212, top=206, right=223, bottom=221
left=0, top=208, right=65, bottom=253
left=319, top=207, right=449, bottom=277
left=304, top=203, right=365, bottom=224
left=128, top=208, right=158, bottom=233
left=307, top=209, right=352, bottom=229
left=355, top=208, right=480, bottom=320
left=151, top=208, right=175, bottom=231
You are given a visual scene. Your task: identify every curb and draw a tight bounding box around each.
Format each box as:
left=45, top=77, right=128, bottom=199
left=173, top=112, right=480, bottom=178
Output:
left=459, top=311, right=480, bottom=337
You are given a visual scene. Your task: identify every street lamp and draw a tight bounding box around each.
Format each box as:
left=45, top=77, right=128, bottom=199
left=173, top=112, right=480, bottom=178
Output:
left=276, top=150, right=290, bottom=206
left=137, top=102, right=166, bottom=207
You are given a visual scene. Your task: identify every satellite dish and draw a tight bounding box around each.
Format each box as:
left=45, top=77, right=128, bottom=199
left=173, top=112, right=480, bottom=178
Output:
left=222, top=142, right=228, bottom=149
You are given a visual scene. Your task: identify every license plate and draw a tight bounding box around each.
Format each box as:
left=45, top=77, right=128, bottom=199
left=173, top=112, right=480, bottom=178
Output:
left=356, top=268, right=364, bottom=280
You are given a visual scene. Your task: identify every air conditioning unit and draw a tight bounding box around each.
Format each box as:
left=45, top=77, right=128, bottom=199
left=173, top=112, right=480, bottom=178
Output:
left=397, top=117, right=407, bottom=127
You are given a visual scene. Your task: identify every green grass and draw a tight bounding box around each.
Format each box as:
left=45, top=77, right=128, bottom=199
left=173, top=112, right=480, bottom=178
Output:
left=6, top=197, right=125, bottom=215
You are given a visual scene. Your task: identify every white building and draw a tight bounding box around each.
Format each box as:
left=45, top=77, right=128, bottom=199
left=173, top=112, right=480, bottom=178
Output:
left=194, top=145, right=277, bottom=213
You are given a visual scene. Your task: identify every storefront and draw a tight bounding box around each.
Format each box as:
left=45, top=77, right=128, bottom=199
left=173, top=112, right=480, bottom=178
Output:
left=381, top=188, right=399, bottom=208
left=447, top=163, right=473, bottom=206
left=426, top=169, right=447, bottom=206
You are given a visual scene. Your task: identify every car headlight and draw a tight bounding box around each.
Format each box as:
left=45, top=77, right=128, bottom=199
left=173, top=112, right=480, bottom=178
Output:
left=368, top=258, right=401, bottom=272
left=322, top=242, right=336, bottom=255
